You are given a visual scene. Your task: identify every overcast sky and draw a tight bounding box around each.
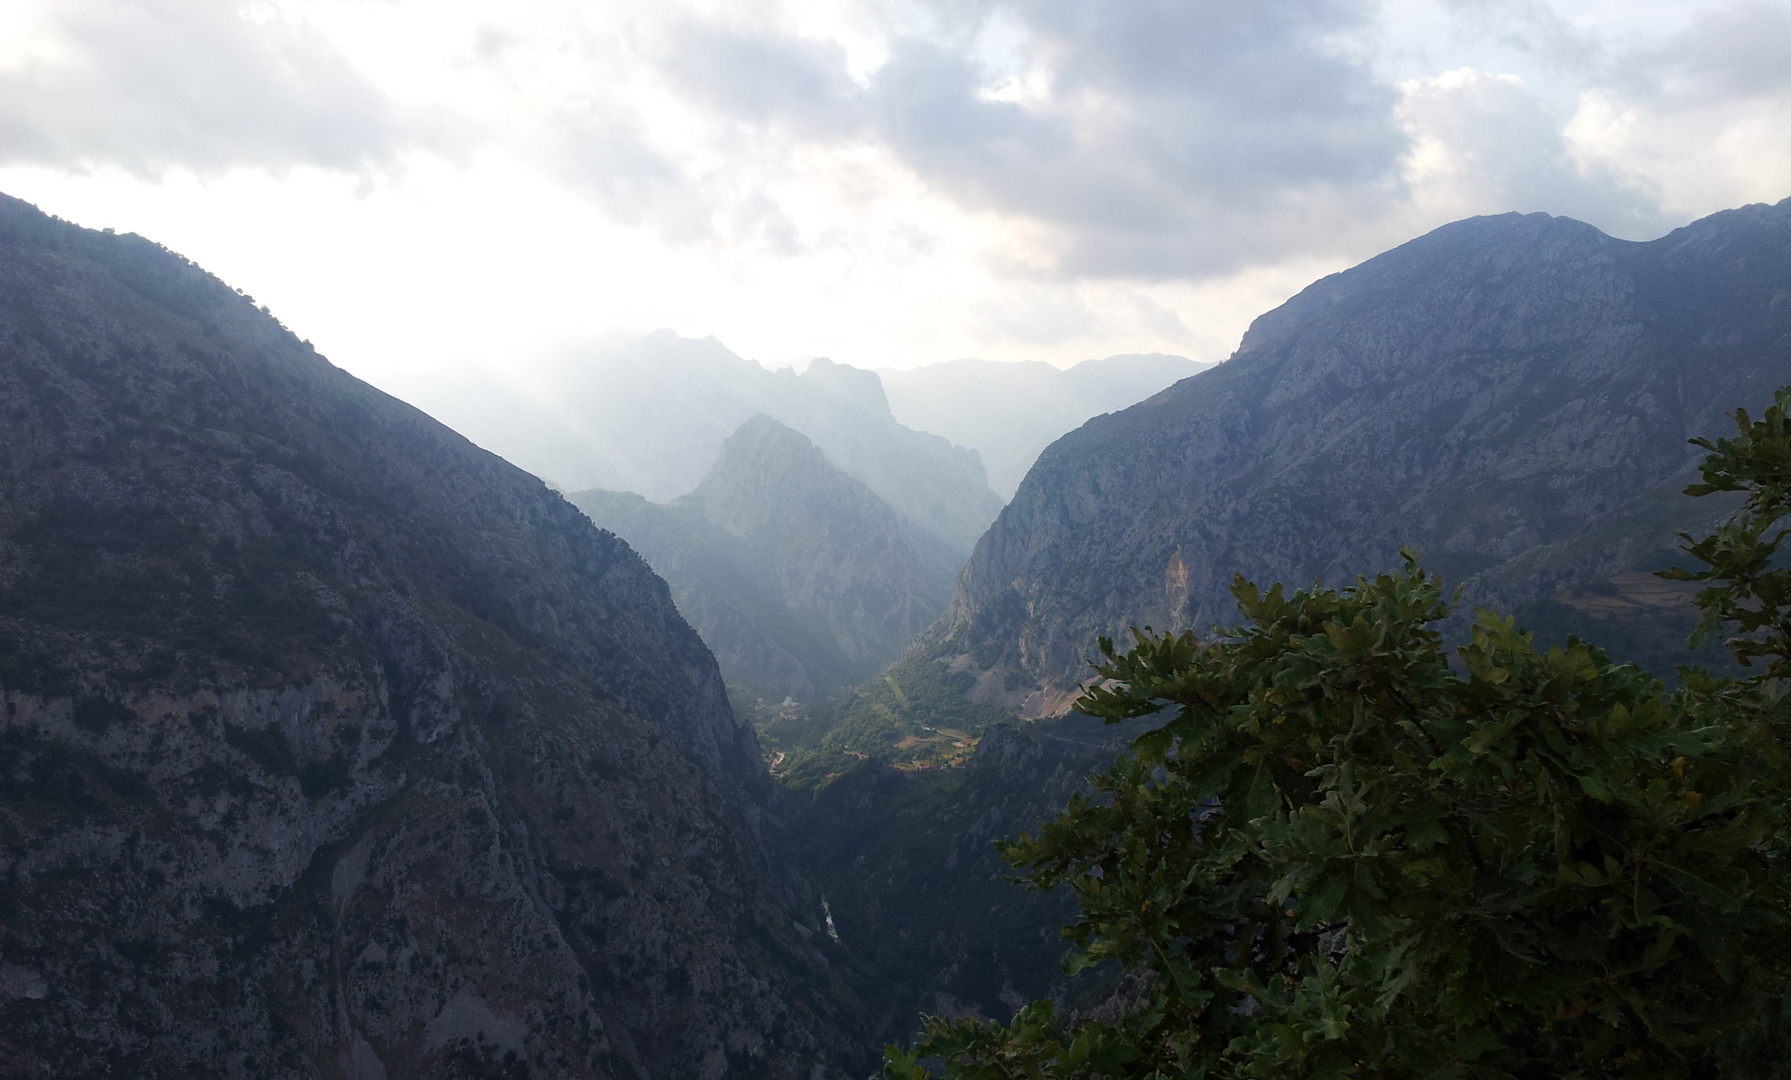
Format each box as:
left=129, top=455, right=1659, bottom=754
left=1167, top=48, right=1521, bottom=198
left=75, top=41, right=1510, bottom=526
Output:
left=2, top=0, right=1787, bottom=401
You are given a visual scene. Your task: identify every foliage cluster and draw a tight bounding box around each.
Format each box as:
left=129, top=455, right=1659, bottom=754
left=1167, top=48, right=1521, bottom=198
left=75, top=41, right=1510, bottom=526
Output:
left=1666, top=388, right=1791, bottom=678
left=773, top=653, right=1012, bottom=788
left=886, top=389, right=1791, bottom=1079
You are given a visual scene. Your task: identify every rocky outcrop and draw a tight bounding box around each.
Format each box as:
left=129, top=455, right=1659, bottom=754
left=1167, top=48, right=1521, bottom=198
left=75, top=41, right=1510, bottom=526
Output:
left=571, top=417, right=959, bottom=704
left=939, top=198, right=1791, bottom=705
left=0, top=195, right=870, bottom=1078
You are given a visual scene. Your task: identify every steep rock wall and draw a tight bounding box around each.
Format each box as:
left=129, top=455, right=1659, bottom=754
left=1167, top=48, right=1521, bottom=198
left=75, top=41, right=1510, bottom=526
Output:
left=0, top=195, right=870, bottom=1079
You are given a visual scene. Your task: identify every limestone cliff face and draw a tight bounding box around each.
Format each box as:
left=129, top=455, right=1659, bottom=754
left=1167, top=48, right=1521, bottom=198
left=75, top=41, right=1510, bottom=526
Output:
left=0, top=195, right=869, bottom=1079
left=941, top=199, right=1791, bottom=707
left=572, top=417, right=959, bottom=704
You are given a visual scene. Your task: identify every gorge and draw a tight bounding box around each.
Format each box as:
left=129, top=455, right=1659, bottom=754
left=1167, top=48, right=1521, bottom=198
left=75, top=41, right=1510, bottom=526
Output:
left=5, top=189, right=1791, bottom=1077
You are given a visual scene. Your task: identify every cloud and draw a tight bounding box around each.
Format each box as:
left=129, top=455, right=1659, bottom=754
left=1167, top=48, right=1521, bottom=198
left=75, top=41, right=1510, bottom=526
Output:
left=1020, top=0, right=1403, bottom=192
left=1624, top=1, right=1791, bottom=102
left=1559, top=2, right=1791, bottom=221
left=0, top=0, right=403, bottom=177
left=549, top=109, right=713, bottom=242
left=1396, top=68, right=1673, bottom=236
left=658, top=21, right=863, bottom=139
left=858, top=2, right=1412, bottom=278
left=867, top=37, right=1073, bottom=197
left=609, top=2, right=1415, bottom=279
left=4, top=0, right=1786, bottom=327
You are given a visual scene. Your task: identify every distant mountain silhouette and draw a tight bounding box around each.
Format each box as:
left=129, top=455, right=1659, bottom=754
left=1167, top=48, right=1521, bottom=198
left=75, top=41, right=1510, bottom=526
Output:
left=877, top=353, right=1212, bottom=496
left=431, top=332, right=1005, bottom=555
left=571, top=416, right=958, bottom=704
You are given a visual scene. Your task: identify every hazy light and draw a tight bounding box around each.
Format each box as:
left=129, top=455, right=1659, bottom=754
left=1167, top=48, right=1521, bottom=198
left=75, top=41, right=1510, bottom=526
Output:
left=0, top=0, right=1784, bottom=406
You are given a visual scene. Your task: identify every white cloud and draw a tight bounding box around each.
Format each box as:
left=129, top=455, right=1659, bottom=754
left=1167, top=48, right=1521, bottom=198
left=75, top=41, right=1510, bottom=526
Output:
left=0, top=0, right=406, bottom=176
left=1394, top=67, right=1671, bottom=236
left=1563, top=2, right=1791, bottom=220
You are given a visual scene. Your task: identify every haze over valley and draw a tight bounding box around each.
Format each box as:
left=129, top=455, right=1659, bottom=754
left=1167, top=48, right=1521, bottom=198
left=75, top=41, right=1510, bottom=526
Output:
left=876, top=353, right=1212, bottom=498
left=3, top=1, right=1790, bottom=1077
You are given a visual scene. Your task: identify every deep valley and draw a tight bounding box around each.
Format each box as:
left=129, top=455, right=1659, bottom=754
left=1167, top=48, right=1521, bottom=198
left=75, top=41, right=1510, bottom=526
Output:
left=4, top=190, right=1790, bottom=1078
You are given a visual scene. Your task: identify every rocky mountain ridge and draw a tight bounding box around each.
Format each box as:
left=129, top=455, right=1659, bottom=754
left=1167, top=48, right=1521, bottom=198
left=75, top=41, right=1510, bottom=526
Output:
left=571, top=416, right=958, bottom=705
left=937, top=198, right=1791, bottom=712
left=0, top=194, right=873, bottom=1079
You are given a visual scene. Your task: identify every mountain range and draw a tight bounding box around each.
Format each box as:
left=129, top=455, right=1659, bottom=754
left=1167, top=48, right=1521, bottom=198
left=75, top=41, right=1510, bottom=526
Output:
left=766, top=196, right=1791, bottom=1030
left=427, top=335, right=1004, bottom=556
left=425, top=338, right=1211, bottom=554
left=7, top=180, right=1791, bottom=1074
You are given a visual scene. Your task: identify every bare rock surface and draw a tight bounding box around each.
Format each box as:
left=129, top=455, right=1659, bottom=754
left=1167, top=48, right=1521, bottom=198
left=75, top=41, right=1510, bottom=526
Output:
left=939, top=200, right=1791, bottom=704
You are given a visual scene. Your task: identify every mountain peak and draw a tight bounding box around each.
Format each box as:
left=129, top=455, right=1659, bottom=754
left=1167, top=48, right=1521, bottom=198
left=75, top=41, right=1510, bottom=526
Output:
left=943, top=199, right=1791, bottom=710
left=575, top=414, right=960, bottom=701
left=1236, top=210, right=1620, bottom=357
left=418, top=334, right=1003, bottom=555
left=718, top=411, right=824, bottom=459
left=794, top=356, right=892, bottom=414
left=690, top=414, right=849, bottom=542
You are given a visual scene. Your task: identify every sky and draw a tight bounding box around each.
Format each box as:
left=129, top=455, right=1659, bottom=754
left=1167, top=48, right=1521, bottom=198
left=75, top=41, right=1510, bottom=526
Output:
left=2, top=0, right=1788, bottom=405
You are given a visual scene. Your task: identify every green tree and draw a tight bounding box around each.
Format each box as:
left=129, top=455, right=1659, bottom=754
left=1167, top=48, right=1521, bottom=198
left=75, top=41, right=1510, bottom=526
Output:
left=1664, top=386, right=1791, bottom=677
left=884, top=390, right=1791, bottom=1079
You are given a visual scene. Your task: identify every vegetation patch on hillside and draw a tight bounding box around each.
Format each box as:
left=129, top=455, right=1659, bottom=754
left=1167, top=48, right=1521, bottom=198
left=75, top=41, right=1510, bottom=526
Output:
left=759, top=652, right=1015, bottom=788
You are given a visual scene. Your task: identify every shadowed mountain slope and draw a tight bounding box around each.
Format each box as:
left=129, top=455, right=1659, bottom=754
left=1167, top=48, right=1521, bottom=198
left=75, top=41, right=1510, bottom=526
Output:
left=779, top=716, right=1148, bottom=1038
left=0, top=195, right=872, bottom=1079
left=939, top=198, right=1791, bottom=711
left=571, top=417, right=959, bottom=706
